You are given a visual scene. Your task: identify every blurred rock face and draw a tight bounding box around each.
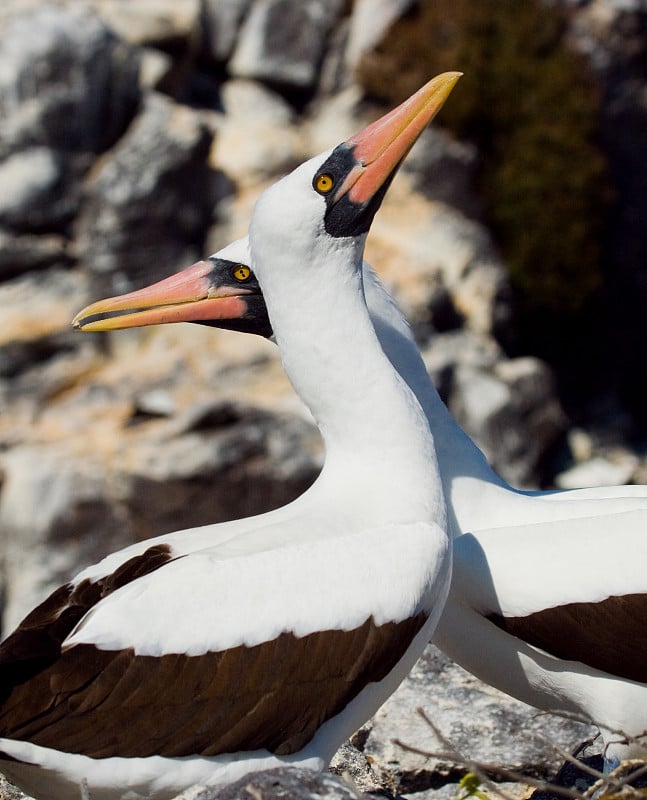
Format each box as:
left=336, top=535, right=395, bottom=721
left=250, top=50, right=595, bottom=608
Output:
left=1, top=0, right=644, bottom=628
left=0, top=2, right=643, bottom=797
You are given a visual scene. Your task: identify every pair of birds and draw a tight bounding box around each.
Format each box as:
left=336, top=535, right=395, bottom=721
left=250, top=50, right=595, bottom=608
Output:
left=1, top=71, right=646, bottom=800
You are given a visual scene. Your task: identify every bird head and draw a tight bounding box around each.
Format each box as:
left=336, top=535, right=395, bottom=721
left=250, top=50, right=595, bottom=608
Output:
left=73, top=72, right=461, bottom=334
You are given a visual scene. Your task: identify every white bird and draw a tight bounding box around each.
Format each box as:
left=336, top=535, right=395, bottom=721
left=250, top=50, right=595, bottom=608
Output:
left=77, top=242, right=647, bottom=770
left=0, top=73, right=460, bottom=800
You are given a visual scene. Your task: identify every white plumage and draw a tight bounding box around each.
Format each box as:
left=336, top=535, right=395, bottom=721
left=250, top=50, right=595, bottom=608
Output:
left=0, top=74, right=461, bottom=800
left=80, top=234, right=647, bottom=771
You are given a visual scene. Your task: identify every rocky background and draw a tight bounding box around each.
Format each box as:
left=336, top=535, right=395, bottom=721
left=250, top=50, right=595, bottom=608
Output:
left=0, top=0, right=645, bottom=798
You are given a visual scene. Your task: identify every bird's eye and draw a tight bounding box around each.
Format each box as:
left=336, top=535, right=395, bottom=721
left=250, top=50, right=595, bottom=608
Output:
left=232, top=265, right=251, bottom=282
left=314, top=173, right=334, bottom=194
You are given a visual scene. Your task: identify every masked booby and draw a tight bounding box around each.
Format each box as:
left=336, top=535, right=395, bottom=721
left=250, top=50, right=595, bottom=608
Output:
left=77, top=238, right=647, bottom=771
left=0, top=73, right=462, bottom=800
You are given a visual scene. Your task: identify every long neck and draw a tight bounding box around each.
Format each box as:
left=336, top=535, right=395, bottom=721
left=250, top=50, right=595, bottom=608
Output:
left=254, top=236, right=445, bottom=528
left=362, top=265, right=507, bottom=497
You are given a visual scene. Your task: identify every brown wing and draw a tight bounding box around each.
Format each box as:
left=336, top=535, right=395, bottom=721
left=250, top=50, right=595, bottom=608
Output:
left=0, top=612, right=427, bottom=758
left=0, top=544, right=173, bottom=699
left=487, top=593, right=647, bottom=683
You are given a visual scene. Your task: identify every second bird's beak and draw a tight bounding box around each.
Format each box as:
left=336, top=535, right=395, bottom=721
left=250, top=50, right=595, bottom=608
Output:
left=72, top=261, right=254, bottom=332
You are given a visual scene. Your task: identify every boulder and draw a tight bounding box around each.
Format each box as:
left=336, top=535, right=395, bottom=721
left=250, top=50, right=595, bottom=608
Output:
left=448, top=354, right=567, bottom=488
left=0, top=230, right=69, bottom=280
left=91, top=0, right=201, bottom=48
left=230, top=0, right=345, bottom=93
left=76, top=92, right=227, bottom=299
left=201, top=0, right=253, bottom=63
left=359, top=644, right=596, bottom=797
left=555, top=453, right=640, bottom=490
left=191, top=767, right=365, bottom=800
left=0, top=5, right=140, bottom=157
left=120, top=400, right=321, bottom=539
left=345, top=0, right=414, bottom=70
left=211, top=80, right=303, bottom=186
left=0, top=148, right=87, bottom=234
left=0, top=445, right=133, bottom=631
left=403, top=127, right=481, bottom=220
left=364, top=184, right=513, bottom=342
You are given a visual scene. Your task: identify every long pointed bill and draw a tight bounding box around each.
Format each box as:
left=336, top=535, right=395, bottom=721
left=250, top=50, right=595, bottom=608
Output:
left=335, top=71, right=462, bottom=205
left=73, top=261, right=252, bottom=332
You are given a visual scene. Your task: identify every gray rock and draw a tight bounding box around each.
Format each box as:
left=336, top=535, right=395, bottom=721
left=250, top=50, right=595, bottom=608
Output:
left=0, top=445, right=135, bottom=631
left=359, top=645, right=596, bottom=796
left=421, top=331, right=566, bottom=488
left=202, top=0, right=253, bottom=63
left=230, top=0, right=345, bottom=93
left=0, top=266, right=89, bottom=375
left=404, top=128, right=481, bottom=220
left=221, top=79, right=295, bottom=125
left=139, top=46, right=176, bottom=91
left=0, top=147, right=87, bottom=233
left=92, top=0, right=201, bottom=48
left=555, top=454, right=640, bottom=490
left=449, top=356, right=566, bottom=488
left=0, top=6, right=140, bottom=157
left=345, top=0, right=414, bottom=69
left=121, top=402, right=320, bottom=538
left=212, top=80, right=302, bottom=186
left=0, top=774, right=27, bottom=800
left=0, top=230, right=69, bottom=280
left=76, top=92, right=227, bottom=299
left=192, top=767, right=365, bottom=800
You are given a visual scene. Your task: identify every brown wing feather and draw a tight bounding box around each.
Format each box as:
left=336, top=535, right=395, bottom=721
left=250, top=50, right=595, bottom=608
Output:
left=487, top=593, right=647, bottom=683
left=0, top=544, right=173, bottom=700
left=0, top=613, right=427, bottom=758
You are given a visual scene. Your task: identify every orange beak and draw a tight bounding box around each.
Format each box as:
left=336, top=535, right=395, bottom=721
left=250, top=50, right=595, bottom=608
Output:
left=335, top=71, right=462, bottom=205
left=72, top=260, right=252, bottom=332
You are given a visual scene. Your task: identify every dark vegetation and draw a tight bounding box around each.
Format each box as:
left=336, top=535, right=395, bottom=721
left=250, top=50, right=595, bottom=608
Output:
left=357, top=0, right=625, bottom=429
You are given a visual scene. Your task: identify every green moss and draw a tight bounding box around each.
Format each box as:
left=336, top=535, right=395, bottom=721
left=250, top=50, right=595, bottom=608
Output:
left=357, top=0, right=611, bottom=321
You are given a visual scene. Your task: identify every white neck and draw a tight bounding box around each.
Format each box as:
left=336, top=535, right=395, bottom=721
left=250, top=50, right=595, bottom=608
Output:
left=361, top=265, right=507, bottom=530
left=250, top=227, right=445, bottom=529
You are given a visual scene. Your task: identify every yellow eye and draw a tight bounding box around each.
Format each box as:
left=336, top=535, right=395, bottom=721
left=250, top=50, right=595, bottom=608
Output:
left=233, top=265, right=251, bottom=282
left=314, top=173, right=334, bottom=194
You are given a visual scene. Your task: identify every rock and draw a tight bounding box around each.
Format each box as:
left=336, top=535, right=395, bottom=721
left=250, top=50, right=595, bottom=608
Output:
left=0, top=267, right=89, bottom=348
left=359, top=645, right=596, bottom=797
left=403, top=128, right=481, bottom=219
left=230, top=0, right=345, bottom=93
left=76, top=92, right=226, bottom=299
left=121, top=402, right=320, bottom=539
left=449, top=355, right=567, bottom=488
left=0, top=148, right=87, bottom=234
left=91, top=0, right=201, bottom=48
left=315, top=15, right=351, bottom=96
left=139, top=46, right=176, bottom=91
left=0, top=6, right=140, bottom=157
left=201, top=0, right=253, bottom=63
left=221, top=79, right=295, bottom=125
left=346, top=0, right=414, bottom=70
left=555, top=453, right=640, bottom=490
left=0, top=445, right=135, bottom=631
left=191, top=767, right=365, bottom=800
left=211, top=80, right=303, bottom=186
left=364, top=185, right=513, bottom=342
left=0, top=230, right=69, bottom=280
left=0, top=774, right=27, bottom=800
left=329, top=741, right=387, bottom=795
left=304, top=87, right=365, bottom=154
left=0, top=267, right=96, bottom=432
